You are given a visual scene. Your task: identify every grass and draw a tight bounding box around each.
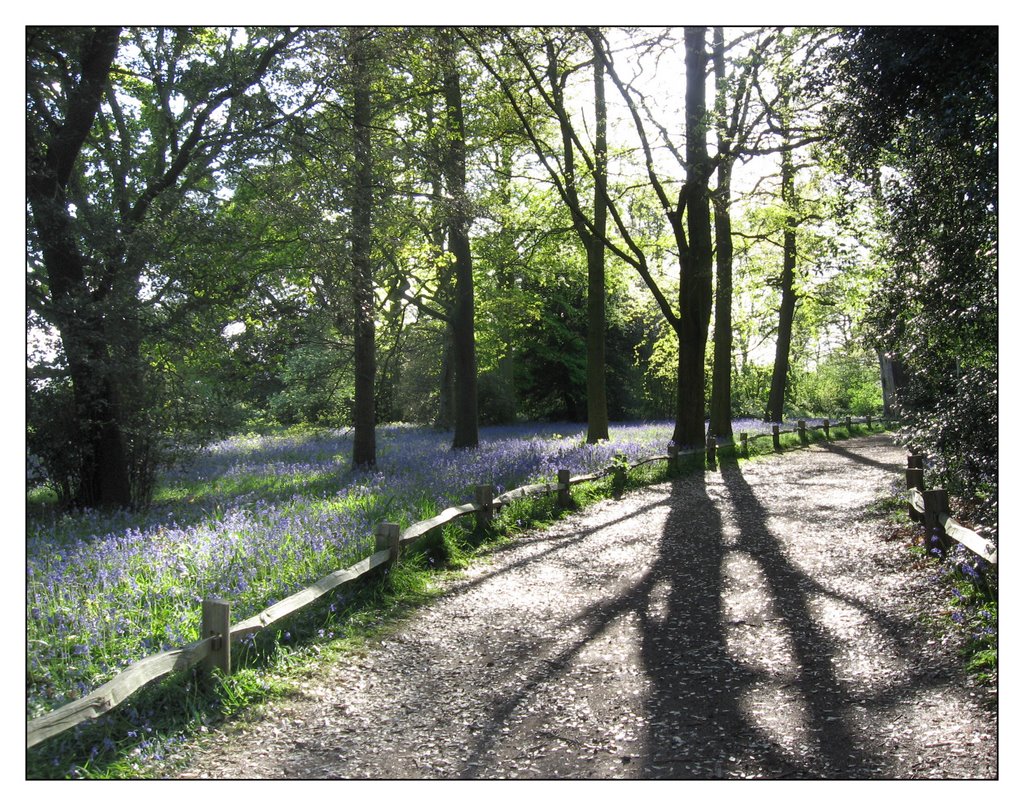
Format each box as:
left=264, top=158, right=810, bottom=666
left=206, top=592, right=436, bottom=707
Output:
left=938, top=545, right=997, bottom=687
left=867, top=482, right=997, bottom=691
left=26, top=416, right=890, bottom=778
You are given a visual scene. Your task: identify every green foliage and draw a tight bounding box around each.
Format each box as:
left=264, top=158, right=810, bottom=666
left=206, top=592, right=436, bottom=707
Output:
left=790, top=348, right=883, bottom=417
left=27, top=26, right=308, bottom=507
left=476, top=371, right=518, bottom=425
left=823, top=27, right=997, bottom=512
left=941, top=557, right=997, bottom=686
left=269, top=346, right=351, bottom=426
left=731, top=363, right=773, bottom=419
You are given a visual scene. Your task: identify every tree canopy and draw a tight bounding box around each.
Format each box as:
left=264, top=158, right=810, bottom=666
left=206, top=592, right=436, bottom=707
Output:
left=26, top=25, right=997, bottom=516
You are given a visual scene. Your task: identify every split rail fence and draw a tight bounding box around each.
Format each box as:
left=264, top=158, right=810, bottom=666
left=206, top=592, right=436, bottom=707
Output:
left=27, top=416, right=887, bottom=749
left=904, top=454, right=997, bottom=565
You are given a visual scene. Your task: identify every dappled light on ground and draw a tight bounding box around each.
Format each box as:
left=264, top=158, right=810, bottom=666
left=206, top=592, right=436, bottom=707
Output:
left=172, top=437, right=994, bottom=779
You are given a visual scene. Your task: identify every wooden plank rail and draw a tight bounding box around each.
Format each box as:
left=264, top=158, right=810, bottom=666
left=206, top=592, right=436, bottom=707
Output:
left=27, top=636, right=217, bottom=748
left=400, top=502, right=481, bottom=543
left=27, top=414, right=894, bottom=749
left=903, top=456, right=996, bottom=565
left=494, top=481, right=563, bottom=505
left=230, top=550, right=393, bottom=640
left=940, top=512, right=997, bottom=564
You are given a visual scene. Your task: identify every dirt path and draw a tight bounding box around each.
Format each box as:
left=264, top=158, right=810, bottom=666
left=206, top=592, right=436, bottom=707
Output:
left=171, top=435, right=996, bottom=779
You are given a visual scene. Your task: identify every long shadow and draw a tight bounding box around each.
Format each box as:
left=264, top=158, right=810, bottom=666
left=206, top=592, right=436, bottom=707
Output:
left=712, top=455, right=880, bottom=777
left=450, top=448, right=977, bottom=779
left=455, top=471, right=803, bottom=778
left=820, top=438, right=904, bottom=473
left=710, top=448, right=983, bottom=777
left=251, top=442, right=984, bottom=779
left=632, top=469, right=819, bottom=778
left=442, top=494, right=675, bottom=598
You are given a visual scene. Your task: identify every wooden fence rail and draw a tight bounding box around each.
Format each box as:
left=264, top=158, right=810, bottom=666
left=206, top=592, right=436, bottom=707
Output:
left=904, top=455, right=997, bottom=565
left=26, top=415, right=888, bottom=749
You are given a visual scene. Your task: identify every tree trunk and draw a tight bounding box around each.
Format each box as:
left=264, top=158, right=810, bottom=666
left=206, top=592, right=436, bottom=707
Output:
left=672, top=27, right=714, bottom=450
left=766, top=142, right=798, bottom=423
left=435, top=328, right=455, bottom=430
left=708, top=27, right=734, bottom=440
left=586, top=33, right=610, bottom=443
left=27, top=27, right=133, bottom=508
left=349, top=27, right=377, bottom=468
left=879, top=351, right=909, bottom=418
left=440, top=33, right=479, bottom=450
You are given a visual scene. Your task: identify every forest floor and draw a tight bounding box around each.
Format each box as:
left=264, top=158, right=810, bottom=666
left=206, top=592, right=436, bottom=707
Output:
left=164, top=434, right=996, bottom=780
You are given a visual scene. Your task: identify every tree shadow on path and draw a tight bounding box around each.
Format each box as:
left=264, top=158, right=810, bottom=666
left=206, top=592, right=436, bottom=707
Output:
left=663, top=454, right=882, bottom=777
left=629, top=458, right=889, bottom=778
left=437, top=439, right=978, bottom=779
left=819, top=438, right=905, bottom=473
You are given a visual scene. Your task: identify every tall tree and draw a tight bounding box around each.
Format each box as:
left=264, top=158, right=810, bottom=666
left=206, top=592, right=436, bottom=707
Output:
left=439, top=29, right=480, bottom=449
left=348, top=27, right=377, bottom=468
left=469, top=27, right=716, bottom=449
left=707, top=28, right=772, bottom=438
left=676, top=26, right=715, bottom=445
left=765, top=60, right=799, bottom=423
left=583, top=28, right=610, bottom=443
left=27, top=27, right=303, bottom=506
left=27, top=27, right=127, bottom=506
left=738, top=28, right=829, bottom=423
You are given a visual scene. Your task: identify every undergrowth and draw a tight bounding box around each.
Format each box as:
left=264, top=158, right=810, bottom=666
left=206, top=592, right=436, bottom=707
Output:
left=932, top=539, right=998, bottom=688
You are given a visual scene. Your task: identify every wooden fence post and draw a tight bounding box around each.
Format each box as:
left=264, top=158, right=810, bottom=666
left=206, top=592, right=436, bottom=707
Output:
left=906, top=457, right=924, bottom=523
left=557, top=469, right=572, bottom=508
left=740, top=432, right=748, bottom=457
left=798, top=420, right=807, bottom=443
left=846, top=415, right=852, bottom=431
left=772, top=425, right=781, bottom=451
left=823, top=418, right=830, bottom=440
left=474, top=485, right=494, bottom=529
left=201, top=598, right=231, bottom=676
left=613, top=454, right=626, bottom=498
left=866, top=414, right=872, bottom=429
left=705, top=432, right=717, bottom=466
left=667, top=444, right=679, bottom=473
left=922, top=489, right=951, bottom=556
left=375, top=521, right=401, bottom=561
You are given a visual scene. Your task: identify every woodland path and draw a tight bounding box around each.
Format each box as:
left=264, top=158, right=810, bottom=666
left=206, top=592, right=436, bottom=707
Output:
left=171, top=434, right=996, bottom=779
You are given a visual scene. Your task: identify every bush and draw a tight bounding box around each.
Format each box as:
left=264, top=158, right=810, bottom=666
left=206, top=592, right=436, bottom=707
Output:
left=791, top=348, right=883, bottom=416
left=477, top=371, right=518, bottom=425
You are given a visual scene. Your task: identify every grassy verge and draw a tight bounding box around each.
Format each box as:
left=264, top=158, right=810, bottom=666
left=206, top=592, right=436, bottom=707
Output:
left=867, top=477, right=997, bottom=692
left=27, top=419, right=890, bottom=778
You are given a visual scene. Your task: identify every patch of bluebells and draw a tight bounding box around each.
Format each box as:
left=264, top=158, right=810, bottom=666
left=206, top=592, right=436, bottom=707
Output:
left=934, top=544, right=997, bottom=680
left=27, top=419, right=765, bottom=721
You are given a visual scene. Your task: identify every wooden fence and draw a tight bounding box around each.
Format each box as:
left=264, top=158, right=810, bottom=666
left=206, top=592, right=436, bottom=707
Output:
left=904, top=454, right=997, bottom=565
left=26, top=416, right=886, bottom=749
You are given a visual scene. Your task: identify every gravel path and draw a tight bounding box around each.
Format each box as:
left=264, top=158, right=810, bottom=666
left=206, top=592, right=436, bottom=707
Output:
left=172, top=435, right=996, bottom=779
